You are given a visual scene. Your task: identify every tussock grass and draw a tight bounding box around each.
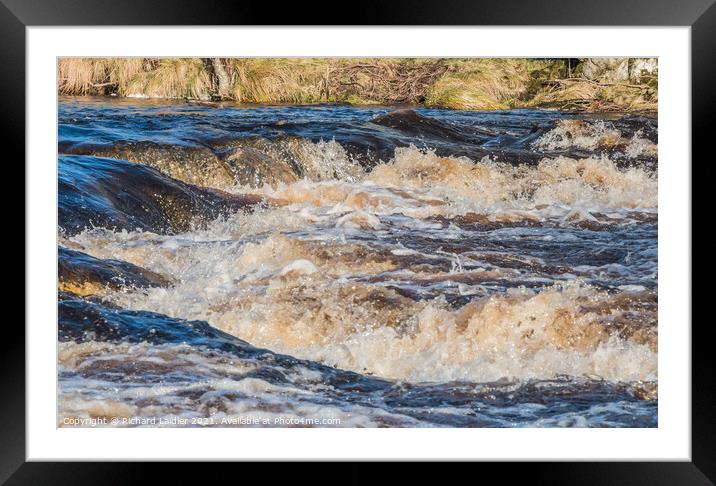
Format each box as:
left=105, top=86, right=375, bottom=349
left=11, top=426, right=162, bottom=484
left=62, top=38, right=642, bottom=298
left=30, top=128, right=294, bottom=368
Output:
left=124, top=59, right=213, bottom=99
left=425, top=59, right=534, bottom=110
left=227, top=58, right=330, bottom=104
left=58, top=58, right=146, bottom=95
left=58, top=57, right=657, bottom=111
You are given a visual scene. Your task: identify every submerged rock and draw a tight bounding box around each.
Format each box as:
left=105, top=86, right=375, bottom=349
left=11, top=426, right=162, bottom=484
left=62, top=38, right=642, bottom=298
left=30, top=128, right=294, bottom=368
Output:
left=58, top=246, right=172, bottom=296
left=371, top=110, right=543, bottom=165
left=64, top=141, right=236, bottom=190
left=57, top=293, right=393, bottom=394
left=64, top=136, right=367, bottom=189
left=58, top=155, right=267, bottom=236
left=214, top=136, right=365, bottom=183
left=611, top=114, right=658, bottom=143
left=221, top=144, right=300, bottom=188
left=371, top=109, right=480, bottom=143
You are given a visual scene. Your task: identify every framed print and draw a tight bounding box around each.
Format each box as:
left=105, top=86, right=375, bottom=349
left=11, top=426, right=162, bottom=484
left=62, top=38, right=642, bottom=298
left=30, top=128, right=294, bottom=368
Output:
left=7, top=0, right=710, bottom=481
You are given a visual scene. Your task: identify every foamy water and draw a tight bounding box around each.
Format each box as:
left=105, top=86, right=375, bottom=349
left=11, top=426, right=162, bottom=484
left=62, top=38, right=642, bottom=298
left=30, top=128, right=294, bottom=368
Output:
left=58, top=99, right=658, bottom=427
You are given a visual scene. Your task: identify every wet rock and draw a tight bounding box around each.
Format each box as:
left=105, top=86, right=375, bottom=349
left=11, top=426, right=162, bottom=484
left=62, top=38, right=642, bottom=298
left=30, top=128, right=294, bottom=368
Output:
left=221, top=145, right=299, bottom=188
left=215, top=136, right=364, bottom=182
left=611, top=114, right=658, bottom=143
left=64, top=141, right=236, bottom=190
left=57, top=294, right=394, bottom=394
left=371, top=110, right=546, bottom=165
left=59, top=155, right=267, bottom=236
left=58, top=246, right=173, bottom=296
left=58, top=292, right=249, bottom=349
left=631, top=382, right=658, bottom=401
left=371, top=109, right=478, bottom=143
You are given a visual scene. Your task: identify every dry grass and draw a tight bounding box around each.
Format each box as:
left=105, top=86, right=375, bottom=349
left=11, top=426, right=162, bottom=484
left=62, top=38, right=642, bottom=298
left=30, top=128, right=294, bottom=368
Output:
left=424, top=59, right=536, bottom=109
left=124, top=59, right=213, bottom=99
left=58, top=57, right=657, bottom=111
left=327, top=58, right=449, bottom=104
left=527, top=77, right=657, bottom=111
left=227, top=58, right=330, bottom=103
left=58, top=58, right=146, bottom=95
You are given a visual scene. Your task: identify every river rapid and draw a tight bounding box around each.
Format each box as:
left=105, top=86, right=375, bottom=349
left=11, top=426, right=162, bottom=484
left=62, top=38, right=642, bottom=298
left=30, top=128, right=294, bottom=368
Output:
left=57, top=97, right=658, bottom=427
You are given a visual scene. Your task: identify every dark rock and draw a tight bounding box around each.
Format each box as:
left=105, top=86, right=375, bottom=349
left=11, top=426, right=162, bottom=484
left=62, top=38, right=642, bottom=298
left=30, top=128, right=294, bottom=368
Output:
left=63, top=141, right=235, bottom=189
left=371, top=109, right=478, bottom=143
left=59, top=155, right=266, bottom=236
left=222, top=146, right=298, bottom=187
left=58, top=246, right=172, bottom=295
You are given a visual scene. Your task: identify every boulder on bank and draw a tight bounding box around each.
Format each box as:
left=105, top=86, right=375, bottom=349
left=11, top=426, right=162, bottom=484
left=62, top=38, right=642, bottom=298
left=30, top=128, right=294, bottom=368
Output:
left=580, top=58, right=657, bottom=84
left=581, top=58, right=630, bottom=83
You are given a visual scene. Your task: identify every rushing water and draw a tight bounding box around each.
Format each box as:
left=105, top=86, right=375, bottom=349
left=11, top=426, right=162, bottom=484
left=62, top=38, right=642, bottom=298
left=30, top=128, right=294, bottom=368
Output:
left=57, top=96, right=658, bottom=427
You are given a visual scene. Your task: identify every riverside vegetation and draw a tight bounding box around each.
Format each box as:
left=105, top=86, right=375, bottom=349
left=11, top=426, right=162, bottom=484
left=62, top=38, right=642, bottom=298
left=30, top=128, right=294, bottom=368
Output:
left=58, top=58, right=657, bottom=112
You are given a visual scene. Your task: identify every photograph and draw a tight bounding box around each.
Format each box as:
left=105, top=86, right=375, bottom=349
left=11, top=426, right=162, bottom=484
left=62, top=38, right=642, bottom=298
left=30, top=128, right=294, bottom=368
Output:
left=56, top=57, right=659, bottom=428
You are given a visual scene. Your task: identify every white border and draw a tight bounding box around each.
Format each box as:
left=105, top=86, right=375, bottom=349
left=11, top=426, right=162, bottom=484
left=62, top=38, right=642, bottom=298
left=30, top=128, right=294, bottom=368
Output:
left=27, top=27, right=691, bottom=461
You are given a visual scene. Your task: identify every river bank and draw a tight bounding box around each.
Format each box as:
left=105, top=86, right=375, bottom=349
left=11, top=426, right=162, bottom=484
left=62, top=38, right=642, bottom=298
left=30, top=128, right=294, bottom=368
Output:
left=58, top=58, right=658, bottom=112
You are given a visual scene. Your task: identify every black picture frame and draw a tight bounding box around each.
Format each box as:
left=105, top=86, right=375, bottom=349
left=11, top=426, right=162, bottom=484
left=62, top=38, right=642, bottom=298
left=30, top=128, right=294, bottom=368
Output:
left=5, top=0, right=710, bottom=482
